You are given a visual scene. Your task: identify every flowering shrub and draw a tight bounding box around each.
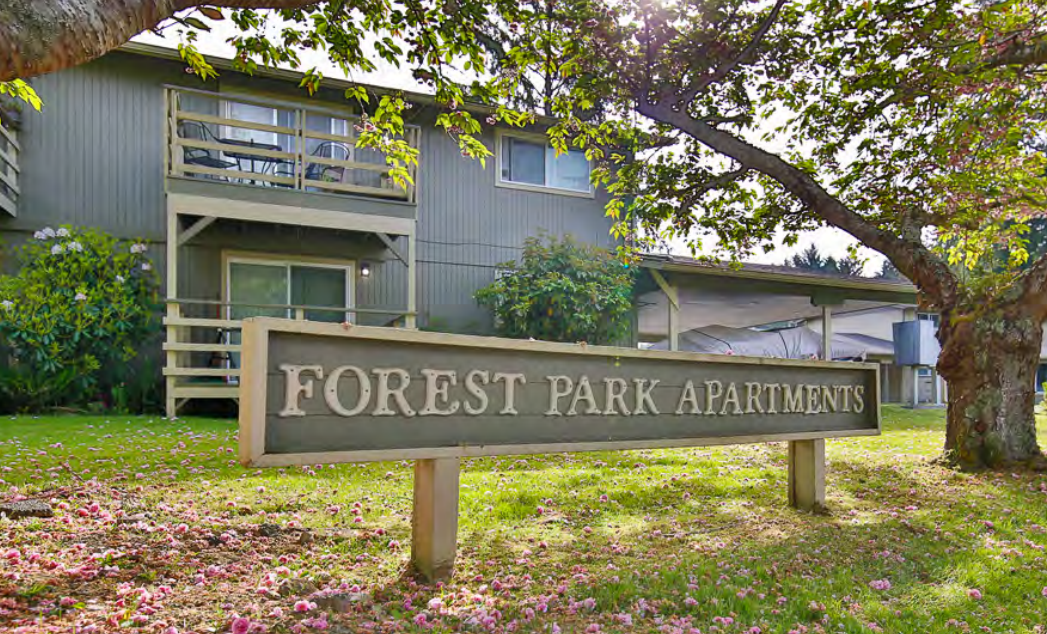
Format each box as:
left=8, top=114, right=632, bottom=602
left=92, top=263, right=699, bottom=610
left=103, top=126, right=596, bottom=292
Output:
left=0, top=226, right=160, bottom=410
left=475, top=235, right=634, bottom=345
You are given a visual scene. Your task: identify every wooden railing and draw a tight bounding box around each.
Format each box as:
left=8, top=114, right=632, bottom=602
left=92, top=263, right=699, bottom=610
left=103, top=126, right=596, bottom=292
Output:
left=163, top=299, right=415, bottom=398
left=165, top=87, right=418, bottom=203
left=0, top=123, right=19, bottom=216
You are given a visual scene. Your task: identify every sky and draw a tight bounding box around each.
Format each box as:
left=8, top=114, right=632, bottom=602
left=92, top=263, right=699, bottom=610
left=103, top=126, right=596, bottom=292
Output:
left=133, top=22, right=886, bottom=275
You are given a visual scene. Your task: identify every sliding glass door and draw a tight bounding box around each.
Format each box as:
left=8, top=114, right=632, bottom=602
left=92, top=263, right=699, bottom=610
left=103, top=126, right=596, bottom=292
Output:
left=225, top=257, right=354, bottom=372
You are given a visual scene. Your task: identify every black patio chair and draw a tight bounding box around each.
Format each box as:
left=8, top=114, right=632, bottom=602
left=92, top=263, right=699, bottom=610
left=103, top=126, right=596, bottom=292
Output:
left=179, top=120, right=237, bottom=172
left=304, top=141, right=353, bottom=182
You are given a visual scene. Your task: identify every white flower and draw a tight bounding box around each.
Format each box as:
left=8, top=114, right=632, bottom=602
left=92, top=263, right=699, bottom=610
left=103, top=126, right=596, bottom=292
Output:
left=116, top=275, right=125, bottom=283
left=51, top=244, right=65, bottom=255
left=1, top=300, right=12, bottom=309
left=68, top=241, right=83, bottom=252
left=33, top=230, right=46, bottom=240
left=74, top=292, right=87, bottom=301
left=130, top=243, right=147, bottom=254
left=42, top=227, right=56, bottom=238
left=56, top=227, right=70, bottom=238
left=142, top=262, right=152, bottom=271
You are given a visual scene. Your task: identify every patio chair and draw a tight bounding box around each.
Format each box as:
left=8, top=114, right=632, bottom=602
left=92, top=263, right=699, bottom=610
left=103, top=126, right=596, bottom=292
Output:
left=178, top=120, right=237, bottom=173
left=270, top=141, right=354, bottom=188
left=304, top=141, right=353, bottom=182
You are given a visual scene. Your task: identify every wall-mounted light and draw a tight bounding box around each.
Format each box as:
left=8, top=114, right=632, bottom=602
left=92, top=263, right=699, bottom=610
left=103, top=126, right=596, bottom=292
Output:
left=360, top=262, right=371, bottom=278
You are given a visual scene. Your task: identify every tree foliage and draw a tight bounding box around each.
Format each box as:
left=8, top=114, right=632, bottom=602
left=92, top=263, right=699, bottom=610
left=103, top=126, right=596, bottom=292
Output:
left=785, top=245, right=865, bottom=277
left=475, top=235, right=634, bottom=345
left=875, top=259, right=906, bottom=281
left=480, top=0, right=1047, bottom=467
left=0, top=79, right=41, bottom=124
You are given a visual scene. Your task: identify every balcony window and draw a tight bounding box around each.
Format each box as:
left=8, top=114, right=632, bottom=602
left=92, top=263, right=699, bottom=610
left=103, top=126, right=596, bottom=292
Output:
left=222, top=101, right=281, bottom=146
left=498, top=132, right=592, bottom=195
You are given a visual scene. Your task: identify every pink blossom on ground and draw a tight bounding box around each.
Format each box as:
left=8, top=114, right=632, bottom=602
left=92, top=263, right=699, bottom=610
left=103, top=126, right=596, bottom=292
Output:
left=967, top=589, right=983, bottom=600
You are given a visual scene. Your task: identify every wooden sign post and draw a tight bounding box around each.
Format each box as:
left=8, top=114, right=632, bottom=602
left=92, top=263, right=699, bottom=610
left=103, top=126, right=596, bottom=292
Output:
left=239, top=318, right=880, bottom=580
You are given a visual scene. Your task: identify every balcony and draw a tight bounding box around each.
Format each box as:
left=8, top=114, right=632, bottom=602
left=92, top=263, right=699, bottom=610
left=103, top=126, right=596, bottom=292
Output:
left=164, top=87, right=418, bottom=204
left=0, top=122, right=18, bottom=216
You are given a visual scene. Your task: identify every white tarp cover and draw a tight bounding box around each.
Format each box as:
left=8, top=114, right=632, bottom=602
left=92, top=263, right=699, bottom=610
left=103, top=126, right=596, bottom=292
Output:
left=650, top=325, right=879, bottom=361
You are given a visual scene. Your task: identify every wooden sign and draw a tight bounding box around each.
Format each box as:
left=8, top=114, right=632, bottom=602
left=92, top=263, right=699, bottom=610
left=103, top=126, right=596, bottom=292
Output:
left=238, top=318, right=880, bottom=579
left=240, top=319, right=879, bottom=464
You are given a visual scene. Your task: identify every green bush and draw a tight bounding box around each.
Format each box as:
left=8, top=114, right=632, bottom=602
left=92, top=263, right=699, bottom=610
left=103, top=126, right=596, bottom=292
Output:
left=475, top=234, right=634, bottom=345
left=0, top=226, right=161, bottom=411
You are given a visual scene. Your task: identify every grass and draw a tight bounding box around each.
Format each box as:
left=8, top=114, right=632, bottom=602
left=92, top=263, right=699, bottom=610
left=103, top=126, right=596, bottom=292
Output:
left=0, top=406, right=1046, bottom=633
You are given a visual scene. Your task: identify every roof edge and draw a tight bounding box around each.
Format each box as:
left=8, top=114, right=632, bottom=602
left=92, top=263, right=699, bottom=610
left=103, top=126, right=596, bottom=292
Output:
left=640, top=253, right=918, bottom=296
left=118, top=41, right=558, bottom=126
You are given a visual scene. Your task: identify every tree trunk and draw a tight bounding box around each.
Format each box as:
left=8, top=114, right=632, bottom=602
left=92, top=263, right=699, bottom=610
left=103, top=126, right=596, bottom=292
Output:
left=937, top=307, right=1044, bottom=469
left=0, top=0, right=319, bottom=82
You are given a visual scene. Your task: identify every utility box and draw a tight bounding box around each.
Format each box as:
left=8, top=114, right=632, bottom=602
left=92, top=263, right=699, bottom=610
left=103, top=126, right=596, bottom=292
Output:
left=893, top=320, right=940, bottom=366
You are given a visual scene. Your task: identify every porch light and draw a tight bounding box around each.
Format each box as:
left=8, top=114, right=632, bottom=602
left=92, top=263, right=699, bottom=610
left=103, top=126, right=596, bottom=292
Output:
left=360, top=262, right=371, bottom=278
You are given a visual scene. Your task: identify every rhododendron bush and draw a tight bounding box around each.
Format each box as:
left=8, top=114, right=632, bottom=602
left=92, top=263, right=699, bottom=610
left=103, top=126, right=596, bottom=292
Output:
left=475, top=235, right=634, bottom=345
left=0, top=226, right=160, bottom=410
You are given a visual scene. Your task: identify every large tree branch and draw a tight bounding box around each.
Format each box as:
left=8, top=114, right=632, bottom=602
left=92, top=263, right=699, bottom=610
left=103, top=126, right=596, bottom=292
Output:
left=677, top=0, right=787, bottom=105
left=974, top=35, right=1047, bottom=72
left=637, top=98, right=960, bottom=306
left=0, top=0, right=321, bottom=82
left=676, top=166, right=750, bottom=201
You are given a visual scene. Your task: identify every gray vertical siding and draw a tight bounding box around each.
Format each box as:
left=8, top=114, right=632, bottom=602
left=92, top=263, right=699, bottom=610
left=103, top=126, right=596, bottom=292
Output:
left=2, top=50, right=619, bottom=337
left=7, top=55, right=173, bottom=238
left=414, top=124, right=618, bottom=333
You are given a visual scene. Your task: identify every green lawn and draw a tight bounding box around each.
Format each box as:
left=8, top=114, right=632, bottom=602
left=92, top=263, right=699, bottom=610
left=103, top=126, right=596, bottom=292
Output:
left=1, top=407, right=1046, bottom=633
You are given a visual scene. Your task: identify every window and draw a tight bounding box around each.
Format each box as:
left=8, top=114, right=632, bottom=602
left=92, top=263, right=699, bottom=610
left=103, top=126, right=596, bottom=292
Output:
left=305, top=113, right=353, bottom=159
left=498, top=133, right=592, bottom=195
left=222, top=101, right=279, bottom=146
left=917, top=312, right=940, bottom=327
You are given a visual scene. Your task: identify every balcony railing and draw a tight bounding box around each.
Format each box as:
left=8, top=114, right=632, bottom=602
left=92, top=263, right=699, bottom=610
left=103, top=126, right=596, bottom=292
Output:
left=0, top=123, right=19, bottom=216
left=164, top=86, right=418, bottom=203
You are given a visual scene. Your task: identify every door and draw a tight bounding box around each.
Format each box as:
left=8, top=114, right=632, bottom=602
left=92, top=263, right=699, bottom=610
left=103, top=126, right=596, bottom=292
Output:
left=225, top=258, right=353, bottom=373
left=290, top=264, right=349, bottom=322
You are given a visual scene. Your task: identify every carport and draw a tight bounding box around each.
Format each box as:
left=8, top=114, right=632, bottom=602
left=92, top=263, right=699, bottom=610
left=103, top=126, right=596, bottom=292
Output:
left=637, top=254, right=921, bottom=401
